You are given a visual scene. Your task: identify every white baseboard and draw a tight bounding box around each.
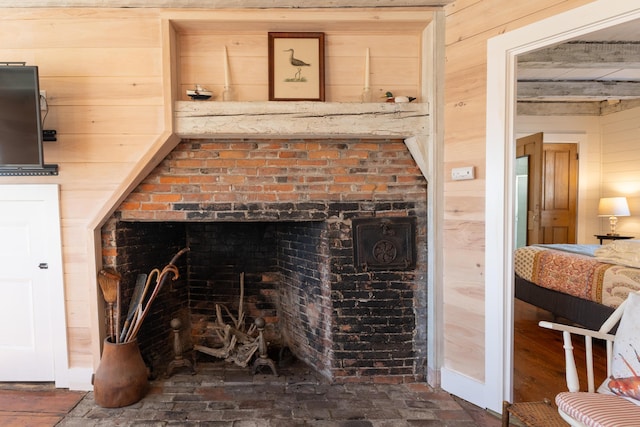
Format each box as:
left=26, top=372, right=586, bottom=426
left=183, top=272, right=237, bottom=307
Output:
left=62, top=367, right=94, bottom=391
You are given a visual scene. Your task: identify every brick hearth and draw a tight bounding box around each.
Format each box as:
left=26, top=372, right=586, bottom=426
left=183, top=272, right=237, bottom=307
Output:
left=101, top=138, right=427, bottom=383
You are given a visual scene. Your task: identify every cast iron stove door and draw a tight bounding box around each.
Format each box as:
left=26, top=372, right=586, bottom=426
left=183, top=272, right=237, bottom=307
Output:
left=352, top=217, right=417, bottom=271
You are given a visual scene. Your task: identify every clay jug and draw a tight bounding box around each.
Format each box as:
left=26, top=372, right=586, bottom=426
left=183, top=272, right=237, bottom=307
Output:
left=93, top=338, right=148, bottom=408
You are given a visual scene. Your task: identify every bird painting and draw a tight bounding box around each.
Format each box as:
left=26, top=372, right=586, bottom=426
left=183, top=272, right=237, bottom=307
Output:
left=384, top=91, right=416, bottom=103
left=283, top=48, right=311, bottom=81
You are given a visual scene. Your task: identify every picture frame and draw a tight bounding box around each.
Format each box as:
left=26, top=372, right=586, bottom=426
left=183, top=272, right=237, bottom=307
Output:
left=268, top=32, right=325, bottom=101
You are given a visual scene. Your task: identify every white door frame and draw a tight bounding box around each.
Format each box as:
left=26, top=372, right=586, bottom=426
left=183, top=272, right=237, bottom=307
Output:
left=485, top=1, right=640, bottom=414
left=0, top=184, right=69, bottom=387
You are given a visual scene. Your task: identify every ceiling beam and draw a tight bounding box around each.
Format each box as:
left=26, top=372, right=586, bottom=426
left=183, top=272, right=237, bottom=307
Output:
left=517, top=101, right=601, bottom=116
left=599, top=98, right=640, bottom=115
left=517, top=80, right=640, bottom=101
left=518, top=98, right=640, bottom=116
left=0, top=0, right=453, bottom=7
left=519, top=42, right=640, bottom=69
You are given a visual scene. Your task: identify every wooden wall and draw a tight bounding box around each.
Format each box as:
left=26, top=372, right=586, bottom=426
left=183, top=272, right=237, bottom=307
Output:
left=600, top=107, right=640, bottom=236
left=0, top=8, right=166, bottom=372
left=442, top=0, right=595, bottom=381
left=178, top=31, right=421, bottom=103
left=0, top=6, right=431, bottom=385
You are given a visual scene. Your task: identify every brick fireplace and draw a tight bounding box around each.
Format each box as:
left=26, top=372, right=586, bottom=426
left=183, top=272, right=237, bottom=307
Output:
left=101, top=137, right=427, bottom=383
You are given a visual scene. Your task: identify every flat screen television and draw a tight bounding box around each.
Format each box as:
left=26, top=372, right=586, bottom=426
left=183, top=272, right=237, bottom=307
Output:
left=0, top=64, right=57, bottom=175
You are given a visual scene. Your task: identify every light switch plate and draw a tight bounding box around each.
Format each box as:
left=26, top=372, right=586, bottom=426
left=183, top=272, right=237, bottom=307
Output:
left=451, top=166, right=474, bottom=181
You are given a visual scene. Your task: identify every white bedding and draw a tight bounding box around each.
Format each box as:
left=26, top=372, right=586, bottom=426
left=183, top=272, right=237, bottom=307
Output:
left=595, top=239, right=640, bottom=269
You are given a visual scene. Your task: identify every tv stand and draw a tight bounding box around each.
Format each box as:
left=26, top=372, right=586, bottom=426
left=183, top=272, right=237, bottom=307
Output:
left=0, top=163, right=58, bottom=176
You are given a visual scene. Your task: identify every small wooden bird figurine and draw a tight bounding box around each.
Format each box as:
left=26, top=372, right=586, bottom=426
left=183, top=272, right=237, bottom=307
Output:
left=384, top=91, right=416, bottom=103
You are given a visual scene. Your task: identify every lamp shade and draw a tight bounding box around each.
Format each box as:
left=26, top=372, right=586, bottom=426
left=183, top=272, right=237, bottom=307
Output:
left=598, top=197, right=630, bottom=217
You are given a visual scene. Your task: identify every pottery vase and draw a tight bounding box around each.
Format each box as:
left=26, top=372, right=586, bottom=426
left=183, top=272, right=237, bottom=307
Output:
left=93, top=338, right=148, bottom=408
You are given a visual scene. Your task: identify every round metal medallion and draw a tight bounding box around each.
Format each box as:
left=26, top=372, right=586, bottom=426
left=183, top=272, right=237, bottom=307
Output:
left=372, top=239, right=397, bottom=264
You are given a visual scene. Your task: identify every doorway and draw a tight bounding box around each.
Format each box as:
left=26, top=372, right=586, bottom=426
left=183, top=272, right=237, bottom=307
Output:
left=0, top=185, right=68, bottom=387
left=516, top=133, right=578, bottom=247
left=516, top=133, right=543, bottom=246
left=485, top=1, right=640, bottom=414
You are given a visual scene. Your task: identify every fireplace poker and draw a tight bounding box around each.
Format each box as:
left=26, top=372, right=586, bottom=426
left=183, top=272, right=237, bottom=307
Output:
left=122, top=269, right=160, bottom=343
left=119, top=273, right=147, bottom=343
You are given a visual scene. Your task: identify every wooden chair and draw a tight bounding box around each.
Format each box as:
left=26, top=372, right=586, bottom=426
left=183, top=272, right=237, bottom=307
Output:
left=538, top=291, right=640, bottom=427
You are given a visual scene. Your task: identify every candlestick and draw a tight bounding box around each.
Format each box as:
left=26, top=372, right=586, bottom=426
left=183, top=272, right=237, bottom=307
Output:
left=361, top=48, right=371, bottom=102
left=364, top=48, right=370, bottom=89
left=223, top=46, right=232, bottom=101
left=223, top=46, right=230, bottom=89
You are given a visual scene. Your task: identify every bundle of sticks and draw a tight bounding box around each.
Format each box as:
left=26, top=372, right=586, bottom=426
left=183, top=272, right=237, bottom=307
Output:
left=97, top=247, right=190, bottom=344
left=194, top=272, right=261, bottom=368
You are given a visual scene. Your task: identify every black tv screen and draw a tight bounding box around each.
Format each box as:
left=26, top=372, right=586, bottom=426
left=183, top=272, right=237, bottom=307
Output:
left=0, top=64, right=57, bottom=175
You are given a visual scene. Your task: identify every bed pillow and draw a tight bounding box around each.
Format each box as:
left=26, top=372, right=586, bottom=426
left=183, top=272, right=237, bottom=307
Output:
left=606, top=291, right=640, bottom=404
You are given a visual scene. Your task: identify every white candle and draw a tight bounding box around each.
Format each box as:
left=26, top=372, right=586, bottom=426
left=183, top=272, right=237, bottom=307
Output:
left=364, top=48, right=370, bottom=89
left=224, top=46, right=230, bottom=89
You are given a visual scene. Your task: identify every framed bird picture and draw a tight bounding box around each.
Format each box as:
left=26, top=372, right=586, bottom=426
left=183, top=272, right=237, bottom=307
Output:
left=268, top=32, right=325, bottom=101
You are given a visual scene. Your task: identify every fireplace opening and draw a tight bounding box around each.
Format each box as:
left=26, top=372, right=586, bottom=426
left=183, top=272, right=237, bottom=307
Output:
left=101, top=138, right=427, bottom=383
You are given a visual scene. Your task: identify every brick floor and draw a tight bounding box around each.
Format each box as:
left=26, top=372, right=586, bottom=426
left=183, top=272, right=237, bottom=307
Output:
left=54, top=358, right=502, bottom=427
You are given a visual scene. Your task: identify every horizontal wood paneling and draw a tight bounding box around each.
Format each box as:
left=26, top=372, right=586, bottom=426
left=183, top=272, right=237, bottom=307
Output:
left=600, top=106, right=640, bottom=236
left=39, top=77, right=164, bottom=106
left=29, top=48, right=162, bottom=76
left=45, top=106, right=164, bottom=134
left=66, top=327, right=92, bottom=366
left=443, top=302, right=484, bottom=378
left=444, top=195, right=486, bottom=221
left=0, top=9, right=166, bottom=372
left=0, top=18, right=160, bottom=48
left=442, top=0, right=596, bottom=385
left=445, top=0, right=594, bottom=46
left=45, top=135, right=153, bottom=163
left=0, top=1, right=453, bottom=7
left=178, top=30, right=422, bottom=102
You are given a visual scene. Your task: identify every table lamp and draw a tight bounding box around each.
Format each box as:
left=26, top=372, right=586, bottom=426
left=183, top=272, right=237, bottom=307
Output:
left=598, top=197, right=630, bottom=235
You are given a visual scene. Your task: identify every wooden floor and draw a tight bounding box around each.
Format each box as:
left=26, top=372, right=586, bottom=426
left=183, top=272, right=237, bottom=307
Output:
left=0, top=383, right=85, bottom=427
left=513, top=298, right=608, bottom=403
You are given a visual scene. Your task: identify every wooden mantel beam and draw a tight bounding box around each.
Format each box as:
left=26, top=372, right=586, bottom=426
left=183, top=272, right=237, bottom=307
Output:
left=174, top=101, right=429, bottom=139
left=0, top=1, right=453, bottom=8
left=517, top=80, right=640, bottom=101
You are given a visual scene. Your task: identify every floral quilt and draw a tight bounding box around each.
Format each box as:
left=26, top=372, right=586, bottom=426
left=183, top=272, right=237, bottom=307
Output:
left=514, top=245, right=640, bottom=309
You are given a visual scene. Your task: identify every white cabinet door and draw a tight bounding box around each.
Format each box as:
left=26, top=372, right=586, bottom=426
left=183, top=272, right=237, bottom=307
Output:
left=0, top=185, right=65, bottom=382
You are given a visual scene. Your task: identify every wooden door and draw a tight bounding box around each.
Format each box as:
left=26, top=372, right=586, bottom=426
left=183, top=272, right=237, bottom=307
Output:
left=516, top=133, right=543, bottom=245
left=540, top=143, right=578, bottom=244
left=0, top=186, right=63, bottom=382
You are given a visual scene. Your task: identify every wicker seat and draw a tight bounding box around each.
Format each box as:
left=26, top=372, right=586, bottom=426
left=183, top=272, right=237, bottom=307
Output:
left=502, top=399, right=567, bottom=426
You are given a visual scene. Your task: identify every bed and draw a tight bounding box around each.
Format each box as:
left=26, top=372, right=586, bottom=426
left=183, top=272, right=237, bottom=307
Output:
left=514, top=242, right=640, bottom=330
